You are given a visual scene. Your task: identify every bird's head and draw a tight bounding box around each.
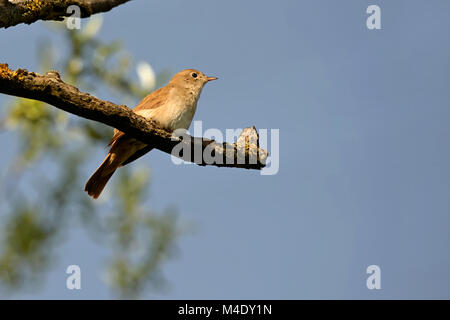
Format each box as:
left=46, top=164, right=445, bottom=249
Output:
left=169, top=69, right=218, bottom=93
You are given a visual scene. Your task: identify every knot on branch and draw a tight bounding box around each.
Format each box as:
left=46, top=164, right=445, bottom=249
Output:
left=235, top=126, right=268, bottom=165
left=45, top=70, right=61, bottom=79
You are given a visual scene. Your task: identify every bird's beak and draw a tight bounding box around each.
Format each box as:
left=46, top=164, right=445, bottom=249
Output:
left=206, top=76, right=218, bottom=82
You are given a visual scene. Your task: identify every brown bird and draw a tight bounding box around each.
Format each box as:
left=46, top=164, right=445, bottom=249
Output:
left=85, top=69, right=217, bottom=199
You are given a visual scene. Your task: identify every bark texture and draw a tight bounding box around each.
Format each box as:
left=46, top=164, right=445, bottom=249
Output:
left=0, top=0, right=131, bottom=28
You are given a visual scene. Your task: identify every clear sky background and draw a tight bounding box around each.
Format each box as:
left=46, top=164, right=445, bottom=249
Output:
left=0, top=0, right=449, bottom=299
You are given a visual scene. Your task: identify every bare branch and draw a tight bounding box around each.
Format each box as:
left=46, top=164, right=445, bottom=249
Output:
left=0, top=63, right=268, bottom=169
left=0, top=0, right=132, bottom=29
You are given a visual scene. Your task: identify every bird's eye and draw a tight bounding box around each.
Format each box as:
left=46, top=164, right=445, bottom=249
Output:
left=191, top=73, right=198, bottom=78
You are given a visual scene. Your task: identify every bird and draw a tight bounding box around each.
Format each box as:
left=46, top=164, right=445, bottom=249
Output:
left=84, top=68, right=217, bottom=199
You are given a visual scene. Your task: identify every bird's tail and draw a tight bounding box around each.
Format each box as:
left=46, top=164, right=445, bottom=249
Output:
left=84, top=154, right=117, bottom=199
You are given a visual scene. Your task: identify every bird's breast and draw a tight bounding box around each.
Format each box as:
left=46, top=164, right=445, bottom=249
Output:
left=135, top=87, right=200, bottom=131
left=165, top=100, right=197, bottom=130
left=163, top=88, right=199, bottom=130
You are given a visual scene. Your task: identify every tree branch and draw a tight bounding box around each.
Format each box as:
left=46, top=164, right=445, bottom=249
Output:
left=0, top=63, right=268, bottom=169
left=0, top=0, right=132, bottom=29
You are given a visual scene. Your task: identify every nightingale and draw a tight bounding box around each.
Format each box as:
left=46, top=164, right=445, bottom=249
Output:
left=85, top=69, right=218, bottom=199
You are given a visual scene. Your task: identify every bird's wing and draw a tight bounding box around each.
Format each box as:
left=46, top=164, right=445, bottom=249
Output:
left=107, top=128, right=124, bottom=147
left=120, top=145, right=154, bottom=166
left=107, top=85, right=171, bottom=147
left=133, top=84, right=170, bottom=113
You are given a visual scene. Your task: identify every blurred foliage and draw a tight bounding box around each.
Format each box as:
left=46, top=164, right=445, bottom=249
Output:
left=0, top=16, right=180, bottom=299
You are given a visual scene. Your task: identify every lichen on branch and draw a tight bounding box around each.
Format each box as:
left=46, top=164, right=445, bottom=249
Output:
left=0, top=0, right=132, bottom=29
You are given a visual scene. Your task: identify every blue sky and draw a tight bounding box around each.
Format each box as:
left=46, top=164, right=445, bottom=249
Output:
left=0, top=0, right=449, bottom=299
